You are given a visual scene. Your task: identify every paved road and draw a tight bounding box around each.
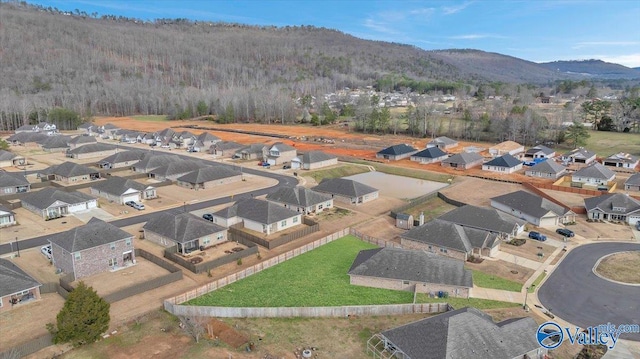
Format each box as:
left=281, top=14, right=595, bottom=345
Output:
left=0, top=153, right=298, bottom=256
left=538, top=242, right=640, bottom=341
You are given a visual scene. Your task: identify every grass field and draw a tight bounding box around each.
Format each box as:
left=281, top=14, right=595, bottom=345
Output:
left=528, top=272, right=547, bottom=292
left=187, top=236, right=416, bottom=307
left=415, top=295, right=520, bottom=310
left=129, top=115, right=168, bottom=122
left=555, top=130, right=640, bottom=157
left=348, top=159, right=452, bottom=183
left=470, top=270, right=523, bottom=292
left=403, top=197, right=457, bottom=220
left=595, top=251, right=640, bottom=284
left=301, top=165, right=369, bottom=183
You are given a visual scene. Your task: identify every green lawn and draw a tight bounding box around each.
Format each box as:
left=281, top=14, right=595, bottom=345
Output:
left=555, top=130, right=640, bottom=157
left=403, top=197, right=457, bottom=219
left=301, top=165, right=369, bottom=183
left=415, top=294, right=520, bottom=310
left=528, top=272, right=547, bottom=293
left=187, top=236, right=415, bottom=307
left=129, top=115, right=168, bottom=122
left=471, top=270, right=523, bottom=292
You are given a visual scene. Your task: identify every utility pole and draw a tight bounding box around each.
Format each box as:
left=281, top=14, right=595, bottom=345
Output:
left=15, top=237, right=20, bottom=257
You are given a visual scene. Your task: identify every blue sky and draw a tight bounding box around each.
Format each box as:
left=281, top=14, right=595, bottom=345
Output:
left=29, top=0, right=640, bottom=67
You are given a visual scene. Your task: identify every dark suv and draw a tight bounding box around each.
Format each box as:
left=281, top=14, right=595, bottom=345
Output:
left=202, top=213, right=213, bottom=222
left=555, top=228, right=575, bottom=237
left=528, top=231, right=547, bottom=241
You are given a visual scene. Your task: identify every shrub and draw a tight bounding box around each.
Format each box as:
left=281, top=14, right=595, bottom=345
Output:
left=237, top=258, right=242, bottom=266
left=507, top=238, right=526, bottom=246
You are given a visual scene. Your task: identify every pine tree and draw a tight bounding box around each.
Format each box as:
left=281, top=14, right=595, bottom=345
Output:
left=49, top=282, right=110, bottom=347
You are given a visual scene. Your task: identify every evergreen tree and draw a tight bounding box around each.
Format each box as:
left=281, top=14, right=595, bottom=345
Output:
left=565, top=121, right=591, bottom=148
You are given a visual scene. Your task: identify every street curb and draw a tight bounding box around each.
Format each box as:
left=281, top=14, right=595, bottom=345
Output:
left=591, top=251, right=640, bottom=287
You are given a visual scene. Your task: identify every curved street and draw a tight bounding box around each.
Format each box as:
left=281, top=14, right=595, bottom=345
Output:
left=538, top=242, right=640, bottom=341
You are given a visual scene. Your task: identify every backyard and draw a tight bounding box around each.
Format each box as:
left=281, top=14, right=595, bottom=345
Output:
left=301, top=164, right=369, bottom=183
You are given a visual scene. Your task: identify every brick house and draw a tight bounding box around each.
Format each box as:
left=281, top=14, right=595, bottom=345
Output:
left=376, top=144, right=419, bottom=161
left=292, top=151, right=338, bottom=170
left=263, top=142, right=297, bottom=166
left=0, top=171, right=30, bottom=196
left=97, top=150, right=146, bottom=169
left=67, top=135, right=97, bottom=149
left=143, top=212, right=228, bottom=254
left=176, top=166, right=243, bottom=190
left=491, top=190, right=575, bottom=227
left=311, top=178, right=378, bottom=205
left=131, top=153, right=181, bottom=173
left=0, top=150, right=26, bottom=168
left=148, top=160, right=207, bottom=181
left=66, top=143, right=118, bottom=160
left=90, top=177, right=157, bottom=204
left=438, top=204, right=525, bottom=240
left=235, top=144, right=266, bottom=160
left=265, top=186, right=333, bottom=214
left=210, top=198, right=301, bottom=235
left=40, top=135, right=71, bottom=153
left=208, top=141, right=243, bottom=157
left=21, top=188, right=97, bottom=219
left=39, top=161, right=100, bottom=183
left=0, top=205, right=17, bottom=228
left=0, top=258, right=41, bottom=313
left=441, top=152, right=484, bottom=170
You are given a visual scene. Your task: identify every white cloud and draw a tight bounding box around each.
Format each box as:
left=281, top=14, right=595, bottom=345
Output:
left=442, top=2, right=473, bottom=15
left=597, top=53, right=640, bottom=68
left=449, top=33, right=507, bottom=40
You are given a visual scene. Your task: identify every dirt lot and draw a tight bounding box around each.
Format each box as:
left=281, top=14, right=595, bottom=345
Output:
left=440, top=176, right=525, bottom=207
left=595, top=251, right=640, bottom=284
left=500, top=239, right=557, bottom=263
left=0, top=207, right=86, bottom=244
left=8, top=247, right=61, bottom=283
left=0, top=293, right=65, bottom=349
left=466, top=259, right=535, bottom=284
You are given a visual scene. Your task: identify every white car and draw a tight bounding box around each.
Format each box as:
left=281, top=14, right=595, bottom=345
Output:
left=41, top=245, right=52, bottom=259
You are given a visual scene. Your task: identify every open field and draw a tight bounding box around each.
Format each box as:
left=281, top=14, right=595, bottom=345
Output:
left=595, top=251, right=640, bottom=284
left=301, top=164, right=369, bottom=183
left=187, top=235, right=416, bottom=307
left=576, top=130, right=640, bottom=157
left=470, top=270, right=523, bottom=292
left=129, top=115, right=169, bottom=122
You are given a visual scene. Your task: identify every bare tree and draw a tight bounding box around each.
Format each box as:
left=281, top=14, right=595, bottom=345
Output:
left=178, top=316, right=208, bottom=343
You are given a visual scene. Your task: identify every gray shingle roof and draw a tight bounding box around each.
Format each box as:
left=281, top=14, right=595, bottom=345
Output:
left=197, top=132, right=220, bottom=142
left=237, top=144, right=266, bottom=155
left=563, top=147, right=596, bottom=160
left=428, top=136, right=458, bottom=146
left=7, top=132, right=48, bottom=143
left=572, top=163, right=616, bottom=180
left=377, top=144, right=417, bottom=156
left=214, top=198, right=299, bottom=225
left=266, top=186, right=332, bottom=207
left=492, top=190, right=572, bottom=219
left=101, top=123, right=119, bottom=130
left=210, top=141, right=243, bottom=151
left=0, top=150, right=23, bottom=161
left=176, top=166, right=241, bottom=184
left=412, top=147, right=447, bottom=159
left=134, top=153, right=182, bottom=172
left=312, top=178, right=378, bottom=198
left=0, top=172, right=29, bottom=187
left=98, top=150, right=146, bottom=164
left=68, top=136, right=97, bottom=145
left=21, top=187, right=95, bottom=210
left=41, top=161, right=97, bottom=178
left=91, top=177, right=150, bottom=196
left=442, top=152, right=484, bottom=165
left=381, top=307, right=540, bottom=359
left=348, top=247, right=472, bottom=288
left=527, top=159, right=566, bottom=174
left=268, top=142, right=296, bottom=152
left=626, top=173, right=640, bottom=186
left=525, top=145, right=555, bottom=156
left=401, top=219, right=498, bottom=253
left=604, top=152, right=639, bottom=164
left=67, top=143, right=116, bottom=155
left=149, top=160, right=207, bottom=178
left=143, top=212, right=226, bottom=243
left=584, top=193, right=640, bottom=214
left=438, top=205, right=523, bottom=235
left=0, top=204, right=14, bottom=214
left=301, top=151, right=337, bottom=163
left=40, top=135, right=71, bottom=149
left=0, top=258, right=41, bottom=297
left=484, top=154, right=522, bottom=168
left=49, top=217, right=132, bottom=252
left=77, top=122, right=94, bottom=130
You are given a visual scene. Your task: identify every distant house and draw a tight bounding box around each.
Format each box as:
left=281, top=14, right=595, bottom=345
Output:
left=148, top=160, right=207, bottom=181
left=584, top=193, right=640, bottom=225
left=265, top=186, right=333, bottom=214
left=376, top=144, right=418, bottom=161
left=525, top=159, right=567, bottom=179
left=77, top=122, right=96, bottom=136
left=66, top=143, right=118, bottom=159
left=571, top=163, right=616, bottom=188
left=400, top=219, right=500, bottom=260
left=67, top=135, right=97, bottom=149
left=524, top=145, right=556, bottom=159
left=98, top=123, right=120, bottom=139
left=348, top=247, right=473, bottom=297
left=235, top=144, right=266, bottom=160
left=209, top=141, right=243, bottom=157
left=15, top=122, right=56, bottom=134
left=97, top=150, right=146, bottom=169
left=176, top=166, right=243, bottom=190
left=488, top=141, right=524, bottom=158
left=263, top=142, right=297, bottom=166
left=174, top=130, right=196, bottom=148
left=0, top=150, right=26, bottom=168
left=190, top=132, right=221, bottom=152
left=602, top=152, right=639, bottom=170
left=294, top=151, right=338, bottom=170
left=441, top=152, right=484, bottom=170
left=410, top=147, right=448, bottom=164
left=427, top=136, right=458, bottom=150
left=0, top=172, right=30, bottom=196
left=312, top=178, right=378, bottom=205
left=210, top=198, right=302, bottom=235
left=21, top=188, right=97, bottom=219
left=625, top=173, right=640, bottom=191
left=438, top=204, right=525, bottom=240
left=491, top=190, right=575, bottom=227
left=132, top=153, right=181, bottom=173
left=561, top=147, right=596, bottom=165
left=143, top=212, right=227, bottom=254
left=482, top=154, right=523, bottom=174
left=49, top=218, right=135, bottom=280
left=39, top=162, right=100, bottom=183
left=0, top=205, right=17, bottom=228
left=90, top=177, right=157, bottom=204
left=40, top=135, right=71, bottom=152
left=368, top=307, right=546, bottom=359
left=0, top=258, right=41, bottom=313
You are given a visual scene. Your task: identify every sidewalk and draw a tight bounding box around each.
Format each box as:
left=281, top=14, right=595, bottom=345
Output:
left=469, top=286, right=524, bottom=303
left=493, top=251, right=543, bottom=270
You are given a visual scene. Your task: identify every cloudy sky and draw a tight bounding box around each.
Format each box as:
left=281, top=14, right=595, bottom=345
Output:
left=30, top=0, right=640, bottom=67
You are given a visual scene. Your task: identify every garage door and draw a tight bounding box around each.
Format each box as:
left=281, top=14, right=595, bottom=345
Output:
left=122, top=194, right=139, bottom=204
left=629, top=216, right=640, bottom=225
left=267, top=158, right=276, bottom=166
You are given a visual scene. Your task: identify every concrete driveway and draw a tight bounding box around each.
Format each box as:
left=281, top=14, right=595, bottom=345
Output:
left=73, top=208, right=115, bottom=222
left=538, top=242, right=640, bottom=341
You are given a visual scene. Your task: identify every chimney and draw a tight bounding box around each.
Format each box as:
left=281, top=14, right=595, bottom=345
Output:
left=419, top=212, right=425, bottom=226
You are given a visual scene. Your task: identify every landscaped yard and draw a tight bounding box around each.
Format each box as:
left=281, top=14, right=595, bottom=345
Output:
left=301, top=165, right=369, bottom=183
left=187, top=235, right=416, bottom=307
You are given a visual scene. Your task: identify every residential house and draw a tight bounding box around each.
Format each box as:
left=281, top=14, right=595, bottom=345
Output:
left=116, top=130, right=141, bottom=143
left=427, top=136, right=458, bottom=150
left=174, top=130, right=196, bottom=148
left=176, top=166, right=243, bottom=190
left=6, top=132, right=48, bottom=146
left=263, top=142, right=297, bottom=166
left=98, top=123, right=120, bottom=139
left=21, top=188, right=97, bottom=219
left=39, top=161, right=100, bottom=183
left=561, top=147, right=596, bottom=165
left=0, top=171, right=30, bottom=196
left=266, top=186, right=333, bottom=214
left=312, top=178, right=379, bottom=205
left=235, top=144, right=266, bottom=160
left=0, top=150, right=26, bottom=168
left=571, top=163, right=616, bottom=188
left=97, top=150, right=146, bottom=169
left=90, top=177, right=156, bottom=204
left=209, top=141, right=243, bottom=157
left=602, top=152, right=639, bottom=170
left=491, top=190, right=575, bottom=227
left=376, top=144, right=419, bottom=161
left=348, top=247, right=473, bottom=297
left=0, top=205, right=16, bottom=228
left=210, top=198, right=302, bottom=235
left=410, top=147, right=448, bottom=164
left=40, top=135, right=71, bottom=152
left=368, top=307, right=546, bottom=359
left=67, top=135, right=97, bottom=149
left=190, top=132, right=221, bottom=152
left=525, top=159, right=567, bottom=179
left=15, top=122, right=57, bottom=134
left=77, top=122, right=96, bottom=136
left=524, top=145, right=556, bottom=159
left=584, top=193, right=640, bottom=225
left=0, top=258, right=41, bottom=313
left=482, top=154, right=523, bottom=174
left=441, top=152, right=484, bottom=170
left=148, top=160, right=206, bottom=181
left=292, top=151, right=338, bottom=170
left=438, top=204, right=525, bottom=240
left=488, top=141, right=525, bottom=158
left=625, top=173, right=640, bottom=191
left=143, top=212, right=227, bottom=254
left=48, top=218, right=135, bottom=280
left=132, top=153, right=181, bottom=173
left=400, top=219, right=500, bottom=260
left=137, top=132, right=157, bottom=145
left=66, top=143, right=118, bottom=160
left=154, top=128, right=176, bottom=144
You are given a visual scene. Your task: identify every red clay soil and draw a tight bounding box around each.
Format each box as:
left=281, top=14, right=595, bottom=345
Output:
left=207, top=318, right=249, bottom=348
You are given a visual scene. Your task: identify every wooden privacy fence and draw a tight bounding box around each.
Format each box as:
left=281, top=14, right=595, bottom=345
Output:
left=228, top=218, right=320, bottom=250
left=349, top=228, right=402, bottom=248
left=164, top=242, right=258, bottom=274
left=437, top=191, right=467, bottom=207
left=389, top=191, right=439, bottom=219
left=0, top=333, right=53, bottom=359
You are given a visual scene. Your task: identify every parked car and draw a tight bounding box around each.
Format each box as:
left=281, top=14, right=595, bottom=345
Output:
left=556, top=228, right=575, bottom=237
left=283, top=164, right=291, bottom=169
left=636, top=222, right=640, bottom=231
left=528, top=231, right=547, bottom=241
left=41, top=245, right=52, bottom=259
left=125, top=201, right=145, bottom=210
left=202, top=213, right=214, bottom=222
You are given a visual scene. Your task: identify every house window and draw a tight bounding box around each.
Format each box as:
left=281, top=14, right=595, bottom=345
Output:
left=202, top=237, right=211, bottom=245
left=74, top=252, right=81, bottom=260
left=281, top=220, right=287, bottom=226
left=110, top=243, right=116, bottom=250
left=293, top=217, right=298, bottom=223
left=3, top=188, right=11, bottom=194
left=0, top=297, right=3, bottom=307
left=125, top=239, right=132, bottom=246
left=402, top=280, right=410, bottom=285
left=440, top=247, right=448, bottom=253
left=217, top=233, right=224, bottom=240
left=108, top=258, right=117, bottom=267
